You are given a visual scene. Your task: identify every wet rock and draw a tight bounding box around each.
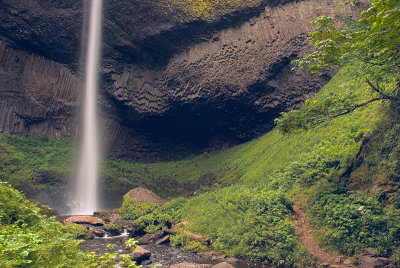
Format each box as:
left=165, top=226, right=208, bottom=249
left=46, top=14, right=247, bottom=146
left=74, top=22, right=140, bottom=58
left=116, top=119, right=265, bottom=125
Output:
left=90, top=227, right=105, bottom=237
left=168, top=263, right=211, bottom=268
left=359, top=255, right=390, bottom=268
left=137, top=235, right=150, bottom=245
left=141, top=260, right=152, bottom=265
left=211, top=262, right=234, bottom=268
left=64, top=216, right=105, bottom=226
left=137, top=230, right=165, bottom=245
left=114, top=219, right=133, bottom=228
left=131, top=246, right=151, bottom=263
left=104, top=223, right=123, bottom=236
left=124, top=187, right=165, bottom=205
left=156, top=235, right=170, bottom=245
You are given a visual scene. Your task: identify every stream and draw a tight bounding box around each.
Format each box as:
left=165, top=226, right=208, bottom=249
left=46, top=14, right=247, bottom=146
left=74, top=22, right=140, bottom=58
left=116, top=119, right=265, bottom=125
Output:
left=79, top=234, right=266, bottom=267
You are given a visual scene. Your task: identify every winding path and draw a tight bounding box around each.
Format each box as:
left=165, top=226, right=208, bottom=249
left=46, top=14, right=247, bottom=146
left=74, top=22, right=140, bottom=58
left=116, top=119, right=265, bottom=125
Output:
left=292, top=204, right=356, bottom=268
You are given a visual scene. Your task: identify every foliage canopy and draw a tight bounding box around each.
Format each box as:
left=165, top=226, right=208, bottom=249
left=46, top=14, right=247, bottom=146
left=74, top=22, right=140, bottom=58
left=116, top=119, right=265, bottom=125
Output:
left=276, top=0, right=400, bottom=132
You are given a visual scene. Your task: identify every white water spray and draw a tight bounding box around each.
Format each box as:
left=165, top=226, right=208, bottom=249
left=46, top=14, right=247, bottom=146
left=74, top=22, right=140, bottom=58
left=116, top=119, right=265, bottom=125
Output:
left=73, top=0, right=103, bottom=215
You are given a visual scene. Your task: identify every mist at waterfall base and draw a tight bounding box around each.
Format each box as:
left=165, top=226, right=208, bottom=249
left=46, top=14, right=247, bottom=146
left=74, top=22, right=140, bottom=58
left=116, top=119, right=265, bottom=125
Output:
left=71, top=0, right=103, bottom=215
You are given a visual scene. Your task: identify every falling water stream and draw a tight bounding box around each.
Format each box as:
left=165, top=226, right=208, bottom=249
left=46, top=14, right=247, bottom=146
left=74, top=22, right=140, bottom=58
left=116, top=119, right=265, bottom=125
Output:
left=72, top=0, right=103, bottom=215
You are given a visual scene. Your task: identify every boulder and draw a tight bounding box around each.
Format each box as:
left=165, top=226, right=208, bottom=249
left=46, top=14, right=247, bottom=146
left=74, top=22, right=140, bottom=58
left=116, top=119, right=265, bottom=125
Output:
left=211, top=262, right=235, bottom=268
left=124, top=187, right=165, bottom=205
left=64, top=216, right=105, bottom=226
left=131, top=246, right=151, bottom=263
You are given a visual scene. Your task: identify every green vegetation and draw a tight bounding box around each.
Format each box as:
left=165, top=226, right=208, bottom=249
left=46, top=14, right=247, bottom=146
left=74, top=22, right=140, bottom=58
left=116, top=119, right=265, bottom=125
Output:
left=0, top=181, right=85, bottom=267
left=113, top=63, right=393, bottom=266
left=1, top=63, right=394, bottom=266
left=281, top=0, right=400, bottom=132
left=307, top=120, right=400, bottom=261
left=161, top=0, right=261, bottom=21
left=2, top=1, right=400, bottom=265
left=170, top=232, right=209, bottom=252
left=117, top=196, right=160, bottom=220
left=0, top=135, right=73, bottom=187
left=0, top=181, right=142, bottom=267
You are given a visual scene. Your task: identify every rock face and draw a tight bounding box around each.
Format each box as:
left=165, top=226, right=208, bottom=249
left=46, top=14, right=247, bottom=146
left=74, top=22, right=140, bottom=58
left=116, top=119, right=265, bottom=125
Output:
left=0, top=0, right=368, bottom=160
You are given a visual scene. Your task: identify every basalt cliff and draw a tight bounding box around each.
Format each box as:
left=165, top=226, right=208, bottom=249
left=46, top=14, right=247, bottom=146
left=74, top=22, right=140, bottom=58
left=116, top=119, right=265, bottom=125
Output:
left=0, top=0, right=367, bottom=161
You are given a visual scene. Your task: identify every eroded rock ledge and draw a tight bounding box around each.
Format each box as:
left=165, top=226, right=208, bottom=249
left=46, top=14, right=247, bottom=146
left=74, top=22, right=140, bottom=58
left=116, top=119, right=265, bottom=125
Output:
left=0, top=0, right=368, bottom=160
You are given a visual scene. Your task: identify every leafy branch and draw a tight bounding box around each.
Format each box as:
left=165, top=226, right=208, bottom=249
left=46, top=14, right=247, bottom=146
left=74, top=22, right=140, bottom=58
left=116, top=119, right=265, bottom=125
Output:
left=276, top=0, right=400, bottom=132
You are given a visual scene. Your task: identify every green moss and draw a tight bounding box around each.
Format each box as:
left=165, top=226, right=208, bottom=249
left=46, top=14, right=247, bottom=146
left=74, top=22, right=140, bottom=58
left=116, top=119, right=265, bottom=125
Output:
left=160, top=0, right=262, bottom=22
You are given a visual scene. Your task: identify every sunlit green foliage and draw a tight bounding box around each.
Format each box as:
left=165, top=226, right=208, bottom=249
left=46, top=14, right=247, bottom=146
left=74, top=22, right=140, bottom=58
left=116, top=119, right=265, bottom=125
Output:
left=0, top=182, right=142, bottom=267
left=161, top=0, right=261, bottom=21
left=0, top=182, right=88, bottom=267
left=117, top=196, right=160, bottom=220
left=170, top=232, right=209, bottom=252
left=278, top=0, right=400, bottom=132
left=309, top=186, right=400, bottom=256
left=0, top=135, right=72, bottom=186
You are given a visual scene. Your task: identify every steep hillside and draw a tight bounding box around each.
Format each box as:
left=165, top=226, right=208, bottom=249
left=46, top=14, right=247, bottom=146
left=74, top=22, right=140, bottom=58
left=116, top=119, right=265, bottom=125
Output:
left=2, top=61, right=400, bottom=265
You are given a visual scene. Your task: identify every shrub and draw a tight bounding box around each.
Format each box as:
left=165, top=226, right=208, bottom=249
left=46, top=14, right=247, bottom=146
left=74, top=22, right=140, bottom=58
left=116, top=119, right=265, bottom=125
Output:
left=116, top=196, right=159, bottom=220
left=308, top=185, right=400, bottom=256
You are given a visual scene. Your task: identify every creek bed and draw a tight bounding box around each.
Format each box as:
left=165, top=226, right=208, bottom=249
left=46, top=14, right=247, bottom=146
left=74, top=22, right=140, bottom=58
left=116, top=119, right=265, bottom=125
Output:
left=79, top=235, right=266, bottom=267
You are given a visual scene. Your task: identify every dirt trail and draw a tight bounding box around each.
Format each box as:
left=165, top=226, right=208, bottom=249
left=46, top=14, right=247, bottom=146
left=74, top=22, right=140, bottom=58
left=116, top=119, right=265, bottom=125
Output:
left=292, top=204, right=356, bottom=268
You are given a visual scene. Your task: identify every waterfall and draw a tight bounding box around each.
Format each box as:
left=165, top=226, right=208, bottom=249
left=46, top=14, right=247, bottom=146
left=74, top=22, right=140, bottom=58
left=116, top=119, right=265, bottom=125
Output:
left=72, top=0, right=102, bottom=215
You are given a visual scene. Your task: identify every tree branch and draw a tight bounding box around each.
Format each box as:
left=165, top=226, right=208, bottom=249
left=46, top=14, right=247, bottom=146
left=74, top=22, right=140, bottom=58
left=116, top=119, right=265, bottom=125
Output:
left=333, top=97, right=387, bottom=118
left=365, top=79, right=400, bottom=101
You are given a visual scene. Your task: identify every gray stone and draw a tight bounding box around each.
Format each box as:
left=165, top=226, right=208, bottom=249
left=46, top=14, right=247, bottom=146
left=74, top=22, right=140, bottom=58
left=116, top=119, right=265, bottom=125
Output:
left=131, top=246, right=151, bottom=263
